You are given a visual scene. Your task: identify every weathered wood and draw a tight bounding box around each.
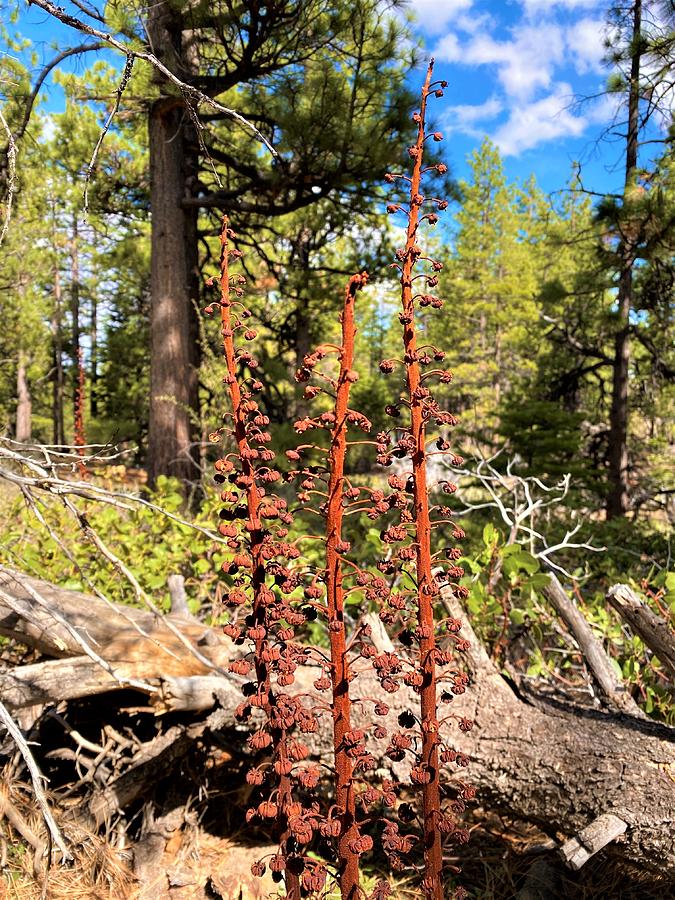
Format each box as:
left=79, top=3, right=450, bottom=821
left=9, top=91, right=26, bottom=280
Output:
left=607, top=583, right=675, bottom=680
left=0, top=566, right=232, bottom=671
left=0, top=565, right=152, bottom=657
left=542, top=572, right=644, bottom=716
left=167, top=574, right=191, bottom=617
left=439, top=587, right=675, bottom=877
left=154, top=674, right=243, bottom=714
left=0, top=656, right=129, bottom=709
left=86, top=724, right=199, bottom=827
left=559, top=813, right=628, bottom=870
left=2, top=570, right=674, bottom=875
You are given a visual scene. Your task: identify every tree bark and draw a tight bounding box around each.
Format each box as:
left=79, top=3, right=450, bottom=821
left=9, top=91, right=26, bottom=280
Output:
left=15, top=351, right=32, bottom=443
left=607, top=0, right=642, bottom=519
left=51, top=267, right=65, bottom=446
left=147, top=1, right=200, bottom=489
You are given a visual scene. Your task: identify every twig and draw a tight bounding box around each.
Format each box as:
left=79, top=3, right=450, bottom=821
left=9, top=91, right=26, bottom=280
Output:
left=45, top=710, right=106, bottom=755
left=448, top=449, right=604, bottom=576
left=0, top=698, right=72, bottom=862
left=541, top=572, right=645, bottom=718
left=0, top=107, right=17, bottom=248
left=26, top=0, right=277, bottom=158
left=60, top=495, right=222, bottom=674
left=83, top=53, right=134, bottom=216
left=0, top=439, right=226, bottom=545
left=18, top=485, right=160, bottom=646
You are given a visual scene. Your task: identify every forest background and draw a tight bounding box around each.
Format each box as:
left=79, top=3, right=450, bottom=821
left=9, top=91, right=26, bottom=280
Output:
left=0, top=1, right=674, bottom=898
left=0, top=0, right=673, bottom=721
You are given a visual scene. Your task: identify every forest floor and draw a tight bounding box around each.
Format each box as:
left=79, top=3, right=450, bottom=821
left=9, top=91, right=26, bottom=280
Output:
left=1, top=793, right=673, bottom=900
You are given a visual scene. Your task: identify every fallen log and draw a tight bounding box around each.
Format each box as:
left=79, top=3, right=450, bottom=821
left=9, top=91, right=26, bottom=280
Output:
left=0, top=569, right=674, bottom=876
left=541, top=572, right=644, bottom=716
left=607, top=583, right=675, bottom=681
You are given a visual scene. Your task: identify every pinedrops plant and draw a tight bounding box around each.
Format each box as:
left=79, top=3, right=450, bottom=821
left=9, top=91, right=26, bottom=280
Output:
left=206, top=217, right=327, bottom=899
left=205, top=61, right=470, bottom=900
left=375, top=59, right=472, bottom=899
left=290, top=271, right=373, bottom=899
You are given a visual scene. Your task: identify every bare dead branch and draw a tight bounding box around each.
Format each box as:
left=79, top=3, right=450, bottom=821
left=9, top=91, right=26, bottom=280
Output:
left=26, top=0, right=277, bottom=158
left=448, top=449, right=605, bottom=576
left=83, top=53, right=134, bottom=216
left=0, top=107, right=17, bottom=248
left=607, top=584, right=675, bottom=680
left=0, top=698, right=71, bottom=861
left=542, top=573, right=645, bottom=717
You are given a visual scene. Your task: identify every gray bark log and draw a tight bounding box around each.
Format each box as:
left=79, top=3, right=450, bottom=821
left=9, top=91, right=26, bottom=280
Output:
left=607, top=583, right=675, bottom=680
left=559, top=813, right=628, bottom=870
left=542, top=572, right=644, bottom=716
left=1, top=570, right=673, bottom=875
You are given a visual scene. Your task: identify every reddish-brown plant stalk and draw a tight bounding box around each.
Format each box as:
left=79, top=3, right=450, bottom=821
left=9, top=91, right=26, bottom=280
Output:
left=395, top=61, right=449, bottom=899
left=216, top=216, right=301, bottom=900
left=325, top=273, right=368, bottom=900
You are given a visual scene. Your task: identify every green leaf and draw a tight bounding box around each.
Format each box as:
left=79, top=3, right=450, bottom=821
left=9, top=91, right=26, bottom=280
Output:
left=502, top=543, right=523, bottom=557
left=482, top=523, right=497, bottom=547
left=528, top=573, right=551, bottom=589
left=609, top=657, right=623, bottom=680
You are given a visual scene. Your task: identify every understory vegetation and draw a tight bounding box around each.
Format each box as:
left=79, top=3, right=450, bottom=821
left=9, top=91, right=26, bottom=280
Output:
left=0, top=1, right=674, bottom=898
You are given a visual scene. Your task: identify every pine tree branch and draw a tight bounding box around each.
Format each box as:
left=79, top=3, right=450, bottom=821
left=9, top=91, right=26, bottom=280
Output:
left=26, top=0, right=278, bottom=158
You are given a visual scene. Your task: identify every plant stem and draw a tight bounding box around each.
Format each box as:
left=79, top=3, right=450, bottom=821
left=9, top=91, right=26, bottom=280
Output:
left=219, top=216, right=301, bottom=900
left=326, top=273, right=367, bottom=899
left=398, top=62, right=444, bottom=900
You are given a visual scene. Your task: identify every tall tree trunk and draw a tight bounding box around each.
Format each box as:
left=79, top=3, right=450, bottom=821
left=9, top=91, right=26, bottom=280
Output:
left=90, top=291, right=98, bottom=418
left=15, top=351, right=31, bottom=443
left=70, top=213, right=80, bottom=406
left=607, top=0, right=641, bottom=519
left=146, top=1, right=200, bottom=488
left=51, top=268, right=65, bottom=446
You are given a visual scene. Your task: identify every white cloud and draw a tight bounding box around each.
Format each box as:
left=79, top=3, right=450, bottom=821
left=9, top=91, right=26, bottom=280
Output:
left=444, top=95, right=503, bottom=135
left=566, top=18, right=608, bottom=74
left=492, top=84, right=586, bottom=155
left=435, top=24, right=565, bottom=100
left=520, top=0, right=599, bottom=11
left=41, top=114, right=57, bottom=142
left=415, top=1, right=619, bottom=157
left=435, top=31, right=461, bottom=60
left=407, top=0, right=474, bottom=35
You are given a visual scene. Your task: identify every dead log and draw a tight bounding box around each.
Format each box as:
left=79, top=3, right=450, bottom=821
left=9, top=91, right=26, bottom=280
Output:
left=541, top=572, right=644, bottom=716
left=0, top=570, right=674, bottom=876
left=0, top=566, right=232, bottom=670
left=559, top=813, right=628, bottom=870
left=0, top=656, right=131, bottom=709
left=439, top=588, right=675, bottom=878
left=607, top=583, right=675, bottom=680
left=0, top=565, right=153, bottom=657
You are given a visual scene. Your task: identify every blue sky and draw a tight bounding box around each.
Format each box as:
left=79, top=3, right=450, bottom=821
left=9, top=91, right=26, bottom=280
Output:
left=407, top=0, right=630, bottom=196
left=6, top=0, right=657, bottom=200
